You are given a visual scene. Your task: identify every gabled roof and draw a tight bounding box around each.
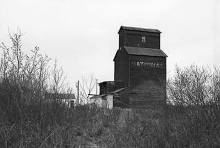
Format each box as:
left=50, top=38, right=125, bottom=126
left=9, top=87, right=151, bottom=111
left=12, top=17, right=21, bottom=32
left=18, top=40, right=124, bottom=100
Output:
left=118, top=26, right=161, bottom=34
left=124, top=46, right=167, bottom=57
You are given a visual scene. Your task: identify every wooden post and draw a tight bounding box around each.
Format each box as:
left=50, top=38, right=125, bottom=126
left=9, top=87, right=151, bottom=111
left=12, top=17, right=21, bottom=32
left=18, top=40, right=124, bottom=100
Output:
left=96, top=79, right=98, bottom=95
left=76, top=80, right=79, bottom=105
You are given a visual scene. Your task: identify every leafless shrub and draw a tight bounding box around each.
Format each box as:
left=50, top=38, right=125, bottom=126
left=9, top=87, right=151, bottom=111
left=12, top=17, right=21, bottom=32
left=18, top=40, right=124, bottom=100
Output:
left=167, top=65, right=220, bottom=106
left=49, top=59, right=67, bottom=94
left=0, top=29, right=76, bottom=147
left=209, top=67, right=220, bottom=104
left=0, top=30, right=52, bottom=105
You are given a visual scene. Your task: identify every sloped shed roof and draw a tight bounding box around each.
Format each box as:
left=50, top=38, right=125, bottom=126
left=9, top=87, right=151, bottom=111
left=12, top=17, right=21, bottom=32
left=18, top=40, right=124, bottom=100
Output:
left=110, top=87, right=128, bottom=94
left=118, top=26, right=161, bottom=34
left=124, top=46, right=167, bottom=57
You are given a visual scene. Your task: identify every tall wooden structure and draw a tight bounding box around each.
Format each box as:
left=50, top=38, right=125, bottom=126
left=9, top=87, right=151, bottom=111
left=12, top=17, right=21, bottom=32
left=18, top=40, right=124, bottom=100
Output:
left=99, top=26, right=167, bottom=108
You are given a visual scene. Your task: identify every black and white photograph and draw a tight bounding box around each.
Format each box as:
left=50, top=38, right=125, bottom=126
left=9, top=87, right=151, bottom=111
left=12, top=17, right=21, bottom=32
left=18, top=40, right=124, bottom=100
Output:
left=0, top=0, right=220, bottom=147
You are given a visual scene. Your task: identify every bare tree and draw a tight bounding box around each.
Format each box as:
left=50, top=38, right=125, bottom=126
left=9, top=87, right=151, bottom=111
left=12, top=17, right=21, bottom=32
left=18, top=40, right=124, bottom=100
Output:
left=77, top=74, right=96, bottom=105
left=50, top=59, right=67, bottom=94
left=0, top=29, right=27, bottom=109
left=21, top=47, right=51, bottom=101
left=0, top=29, right=62, bottom=105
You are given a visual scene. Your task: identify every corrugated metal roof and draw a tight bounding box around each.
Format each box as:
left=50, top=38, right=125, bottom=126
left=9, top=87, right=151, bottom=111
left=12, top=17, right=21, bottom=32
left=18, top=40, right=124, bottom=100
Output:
left=119, top=26, right=161, bottom=34
left=124, top=46, right=167, bottom=57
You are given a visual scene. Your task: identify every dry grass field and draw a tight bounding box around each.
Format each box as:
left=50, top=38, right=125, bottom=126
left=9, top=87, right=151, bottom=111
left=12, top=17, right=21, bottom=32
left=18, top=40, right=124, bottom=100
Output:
left=1, top=103, right=220, bottom=148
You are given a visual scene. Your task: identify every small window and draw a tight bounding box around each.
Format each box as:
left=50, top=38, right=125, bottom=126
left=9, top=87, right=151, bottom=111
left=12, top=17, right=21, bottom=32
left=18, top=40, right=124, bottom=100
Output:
left=141, top=36, right=146, bottom=42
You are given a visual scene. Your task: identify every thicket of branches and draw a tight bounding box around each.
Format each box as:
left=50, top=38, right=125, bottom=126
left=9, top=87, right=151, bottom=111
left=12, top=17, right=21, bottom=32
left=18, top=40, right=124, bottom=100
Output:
left=0, top=30, right=73, bottom=126
left=167, top=65, right=220, bottom=106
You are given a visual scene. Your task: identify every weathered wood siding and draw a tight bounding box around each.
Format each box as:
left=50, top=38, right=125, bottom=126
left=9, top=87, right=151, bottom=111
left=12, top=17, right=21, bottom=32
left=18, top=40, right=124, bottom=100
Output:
left=99, top=81, right=124, bottom=95
left=114, top=55, right=166, bottom=108
left=119, top=31, right=160, bottom=49
left=129, top=55, right=166, bottom=87
left=119, top=33, right=125, bottom=48
left=114, top=49, right=129, bottom=86
left=128, top=80, right=166, bottom=108
left=128, top=55, right=166, bottom=107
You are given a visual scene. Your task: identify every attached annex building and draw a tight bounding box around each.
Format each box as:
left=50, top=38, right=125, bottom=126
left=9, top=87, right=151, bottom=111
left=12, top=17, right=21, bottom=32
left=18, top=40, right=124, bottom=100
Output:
left=99, top=26, right=167, bottom=109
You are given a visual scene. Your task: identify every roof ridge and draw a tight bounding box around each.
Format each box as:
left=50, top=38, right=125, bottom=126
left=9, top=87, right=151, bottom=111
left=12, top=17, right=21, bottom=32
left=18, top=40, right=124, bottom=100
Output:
left=123, top=46, right=161, bottom=50
left=119, top=26, right=161, bottom=33
left=123, top=46, right=167, bottom=57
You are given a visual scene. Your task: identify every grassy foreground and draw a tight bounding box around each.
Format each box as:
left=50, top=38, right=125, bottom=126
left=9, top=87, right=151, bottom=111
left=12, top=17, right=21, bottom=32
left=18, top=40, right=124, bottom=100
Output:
left=1, top=102, right=220, bottom=148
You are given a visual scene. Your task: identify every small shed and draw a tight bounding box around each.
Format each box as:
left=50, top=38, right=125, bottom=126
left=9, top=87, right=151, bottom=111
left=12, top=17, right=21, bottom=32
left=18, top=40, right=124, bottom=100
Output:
left=44, top=93, right=76, bottom=107
left=90, top=94, right=113, bottom=109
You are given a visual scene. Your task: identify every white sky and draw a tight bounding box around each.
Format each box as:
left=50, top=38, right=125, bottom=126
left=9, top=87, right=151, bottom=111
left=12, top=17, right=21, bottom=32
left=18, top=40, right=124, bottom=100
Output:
left=0, top=0, right=220, bottom=90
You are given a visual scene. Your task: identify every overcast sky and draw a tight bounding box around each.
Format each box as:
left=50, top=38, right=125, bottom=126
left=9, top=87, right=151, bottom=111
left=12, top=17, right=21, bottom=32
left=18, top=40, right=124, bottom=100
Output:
left=0, top=0, right=220, bottom=90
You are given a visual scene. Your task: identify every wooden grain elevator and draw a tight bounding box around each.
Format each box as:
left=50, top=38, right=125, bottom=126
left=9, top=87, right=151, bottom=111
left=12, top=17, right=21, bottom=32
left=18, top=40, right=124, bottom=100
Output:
left=100, top=26, right=167, bottom=108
